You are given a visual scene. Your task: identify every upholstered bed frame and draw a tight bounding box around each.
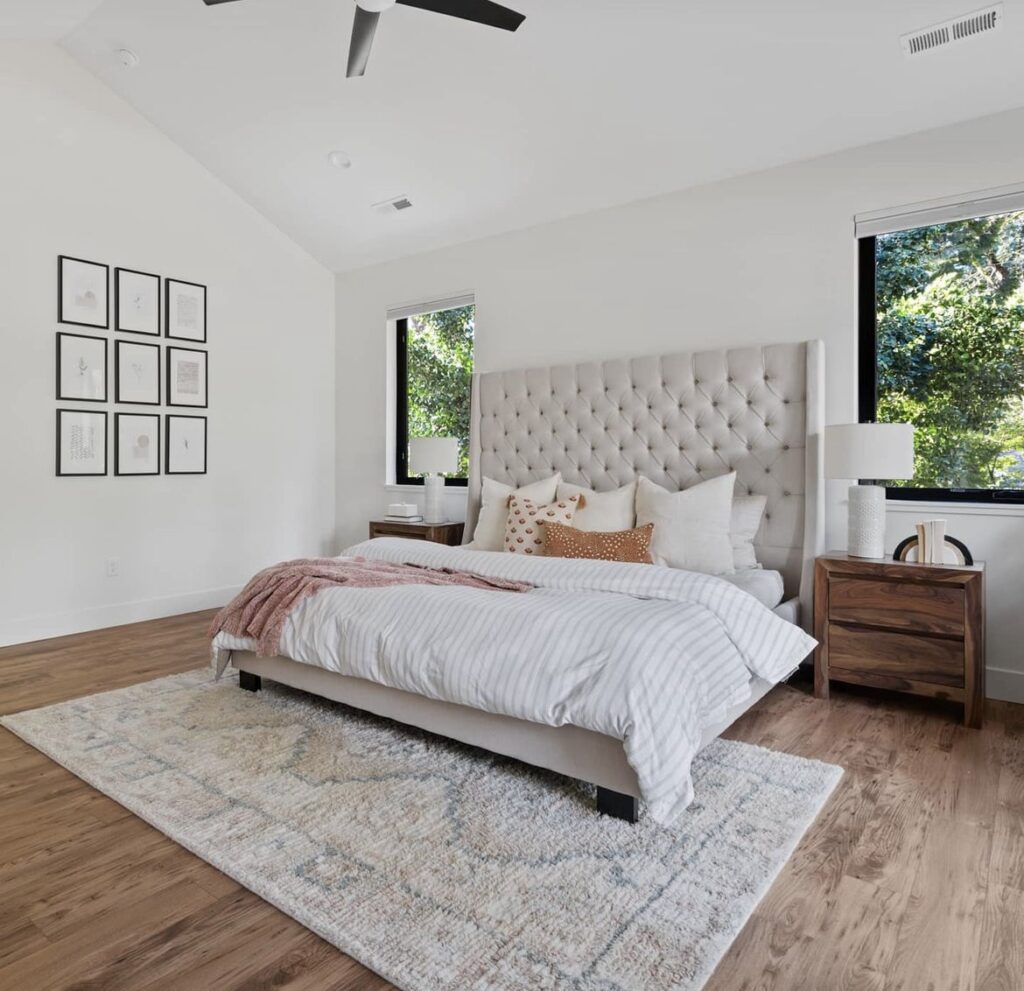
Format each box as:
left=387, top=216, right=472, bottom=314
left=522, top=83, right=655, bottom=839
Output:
left=466, top=340, right=825, bottom=618
left=232, top=340, right=825, bottom=821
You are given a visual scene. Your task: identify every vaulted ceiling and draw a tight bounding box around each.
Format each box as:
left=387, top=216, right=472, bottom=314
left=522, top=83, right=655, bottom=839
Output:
left=6, top=0, right=1024, bottom=270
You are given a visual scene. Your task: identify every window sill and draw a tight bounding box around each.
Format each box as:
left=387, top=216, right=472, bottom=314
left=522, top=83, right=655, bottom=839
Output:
left=385, top=483, right=469, bottom=497
left=886, top=499, right=1024, bottom=518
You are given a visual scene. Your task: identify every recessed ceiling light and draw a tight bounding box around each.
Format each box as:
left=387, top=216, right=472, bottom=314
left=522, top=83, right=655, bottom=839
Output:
left=117, top=48, right=140, bottom=70
left=327, top=151, right=352, bottom=170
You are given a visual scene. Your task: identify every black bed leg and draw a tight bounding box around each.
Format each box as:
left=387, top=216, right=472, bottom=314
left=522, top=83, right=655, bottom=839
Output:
left=596, top=787, right=639, bottom=823
left=239, top=671, right=261, bottom=692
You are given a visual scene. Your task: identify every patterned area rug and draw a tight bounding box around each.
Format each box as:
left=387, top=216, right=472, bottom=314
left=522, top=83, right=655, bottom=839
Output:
left=2, top=670, right=841, bottom=991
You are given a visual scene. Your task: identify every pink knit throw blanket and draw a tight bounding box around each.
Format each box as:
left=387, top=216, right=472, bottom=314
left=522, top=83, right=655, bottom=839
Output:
left=209, top=556, right=533, bottom=657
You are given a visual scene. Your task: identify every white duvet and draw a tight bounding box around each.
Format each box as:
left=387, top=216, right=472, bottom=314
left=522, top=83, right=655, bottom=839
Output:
left=212, top=538, right=816, bottom=823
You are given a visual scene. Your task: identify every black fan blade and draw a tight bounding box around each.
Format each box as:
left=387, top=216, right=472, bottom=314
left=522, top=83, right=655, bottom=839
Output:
left=201, top=1, right=247, bottom=5
left=396, top=0, right=524, bottom=32
left=347, top=6, right=381, bottom=77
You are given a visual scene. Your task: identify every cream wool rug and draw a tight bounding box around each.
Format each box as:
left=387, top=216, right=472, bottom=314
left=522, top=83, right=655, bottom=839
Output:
left=2, top=670, right=842, bottom=991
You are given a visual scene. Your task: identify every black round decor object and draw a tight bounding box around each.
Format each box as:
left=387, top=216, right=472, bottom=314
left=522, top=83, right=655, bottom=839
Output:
left=892, top=534, right=973, bottom=566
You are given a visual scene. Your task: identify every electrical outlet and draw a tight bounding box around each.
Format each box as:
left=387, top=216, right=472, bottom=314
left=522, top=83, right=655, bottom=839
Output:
left=105, top=558, right=120, bottom=578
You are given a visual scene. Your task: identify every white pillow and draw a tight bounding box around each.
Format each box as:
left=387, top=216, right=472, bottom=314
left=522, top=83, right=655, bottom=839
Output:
left=635, top=473, right=736, bottom=575
left=731, top=495, right=767, bottom=571
left=721, top=567, right=784, bottom=609
left=467, top=473, right=561, bottom=551
left=555, top=480, right=636, bottom=532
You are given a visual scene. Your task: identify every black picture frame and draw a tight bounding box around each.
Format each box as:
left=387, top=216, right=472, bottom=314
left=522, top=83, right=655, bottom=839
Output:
left=165, top=414, right=207, bottom=475
left=165, top=278, right=207, bottom=343
left=166, top=346, right=208, bottom=408
left=115, top=340, right=161, bottom=406
left=56, top=332, right=108, bottom=403
left=56, top=409, right=108, bottom=477
left=115, top=267, right=161, bottom=336
left=58, top=255, right=110, bottom=329
left=114, top=412, right=161, bottom=476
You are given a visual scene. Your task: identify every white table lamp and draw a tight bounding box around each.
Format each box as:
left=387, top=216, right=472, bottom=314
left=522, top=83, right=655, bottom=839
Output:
left=825, top=423, right=915, bottom=558
left=409, top=437, right=459, bottom=524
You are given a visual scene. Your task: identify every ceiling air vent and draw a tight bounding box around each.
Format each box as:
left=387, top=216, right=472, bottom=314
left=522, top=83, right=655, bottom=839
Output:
left=372, top=195, right=413, bottom=215
left=901, top=4, right=1003, bottom=56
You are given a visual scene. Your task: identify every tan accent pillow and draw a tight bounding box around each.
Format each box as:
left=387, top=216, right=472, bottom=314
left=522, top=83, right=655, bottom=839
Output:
left=545, top=522, right=654, bottom=564
left=504, top=494, right=584, bottom=555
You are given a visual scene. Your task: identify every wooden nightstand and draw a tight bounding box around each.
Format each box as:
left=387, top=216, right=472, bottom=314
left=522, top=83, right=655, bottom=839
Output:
left=814, top=552, right=985, bottom=728
left=368, top=519, right=465, bottom=546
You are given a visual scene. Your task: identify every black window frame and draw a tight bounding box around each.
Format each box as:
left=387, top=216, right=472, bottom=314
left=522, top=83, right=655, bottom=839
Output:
left=394, top=316, right=469, bottom=487
left=858, top=233, right=1024, bottom=504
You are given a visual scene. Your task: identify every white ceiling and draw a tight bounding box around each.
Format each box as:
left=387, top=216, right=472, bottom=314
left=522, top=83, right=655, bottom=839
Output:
left=9, top=1, right=1024, bottom=270
left=0, top=0, right=105, bottom=40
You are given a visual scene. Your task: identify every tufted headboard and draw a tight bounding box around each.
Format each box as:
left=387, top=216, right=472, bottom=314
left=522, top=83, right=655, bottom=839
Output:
left=465, top=340, right=825, bottom=625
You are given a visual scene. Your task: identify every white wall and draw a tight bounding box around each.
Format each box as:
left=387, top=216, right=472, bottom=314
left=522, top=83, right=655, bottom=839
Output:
left=336, top=106, right=1024, bottom=702
left=0, top=44, right=336, bottom=646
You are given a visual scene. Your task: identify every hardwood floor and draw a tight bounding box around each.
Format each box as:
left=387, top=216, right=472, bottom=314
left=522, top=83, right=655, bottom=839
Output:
left=1, top=611, right=1021, bottom=990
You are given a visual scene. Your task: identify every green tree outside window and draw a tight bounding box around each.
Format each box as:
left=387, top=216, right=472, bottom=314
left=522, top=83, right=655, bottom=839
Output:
left=874, top=211, right=1024, bottom=490
left=406, top=305, right=474, bottom=478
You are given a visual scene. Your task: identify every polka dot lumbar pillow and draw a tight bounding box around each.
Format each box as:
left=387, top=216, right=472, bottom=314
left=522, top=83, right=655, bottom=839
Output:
left=504, top=493, right=585, bottom=555
left=544, top=522, right=654, bottom=564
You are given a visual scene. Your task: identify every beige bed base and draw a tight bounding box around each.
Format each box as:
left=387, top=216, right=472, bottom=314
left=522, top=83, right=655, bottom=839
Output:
left=229, top=651, right=781, bottom=808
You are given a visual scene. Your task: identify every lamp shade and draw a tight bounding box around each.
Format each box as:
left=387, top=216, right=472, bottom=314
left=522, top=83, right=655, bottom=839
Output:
left=825, top=423, right=915, bottom=480
left=408, top=436, right=459, bottom=475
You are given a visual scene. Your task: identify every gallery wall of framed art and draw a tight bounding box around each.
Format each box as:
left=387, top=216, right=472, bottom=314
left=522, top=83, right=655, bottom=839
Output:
left=55, top=255, right=208, bottom=478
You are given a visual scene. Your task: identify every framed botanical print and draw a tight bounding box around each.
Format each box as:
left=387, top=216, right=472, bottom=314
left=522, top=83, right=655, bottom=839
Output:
left=56, top=332, right=107, bottom=402
left=165, top=415, right=207, bottom=474
left=165, top=278, right=207, bottom=342
left=115, top=340, right=160, bottom=405
left=166, top=346, right=208, bottom=407
left=58, top=256, right=109, bottom=329
left=115, top=413, right=160, bottom=476
left=115, top=268, right=160, bottom=336
left=56, top=409, right=107, bottom=476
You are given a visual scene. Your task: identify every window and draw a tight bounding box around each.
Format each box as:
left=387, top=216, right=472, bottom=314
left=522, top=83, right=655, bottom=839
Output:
left=859, top=203, right=1024, bottom=503
left=394, top=300, right=474, bottom=486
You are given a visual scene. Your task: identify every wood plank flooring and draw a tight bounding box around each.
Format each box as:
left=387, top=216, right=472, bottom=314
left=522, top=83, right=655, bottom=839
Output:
left=1, top=611, right=1021, bottom=990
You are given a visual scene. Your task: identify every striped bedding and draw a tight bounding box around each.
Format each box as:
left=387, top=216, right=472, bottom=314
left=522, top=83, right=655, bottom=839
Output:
left=212, top=538, right=816, bottom=823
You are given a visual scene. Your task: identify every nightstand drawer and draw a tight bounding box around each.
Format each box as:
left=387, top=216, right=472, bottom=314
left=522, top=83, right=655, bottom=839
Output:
left=828, top=577, right=965, bottom=636
left=371, top=525, right=428, bottom=540
left=828, top=623, right=964, bottom=688
left=368, top=520, right=465, bottom=546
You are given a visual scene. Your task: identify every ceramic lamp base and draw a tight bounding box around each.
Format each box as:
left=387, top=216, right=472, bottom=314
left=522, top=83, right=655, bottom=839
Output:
left=847, top=484, right=886, bottom=558
left=422, top=473, right=447, bottom=524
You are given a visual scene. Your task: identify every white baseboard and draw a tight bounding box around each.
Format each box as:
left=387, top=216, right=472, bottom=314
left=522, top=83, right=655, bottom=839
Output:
left=0, top=585, right=243, bottom=649
left=986, top=666, right=1024, bottom=705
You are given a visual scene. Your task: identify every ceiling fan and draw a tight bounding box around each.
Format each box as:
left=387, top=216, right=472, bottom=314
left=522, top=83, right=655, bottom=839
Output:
left=201, top=0, right=526, bottom=78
